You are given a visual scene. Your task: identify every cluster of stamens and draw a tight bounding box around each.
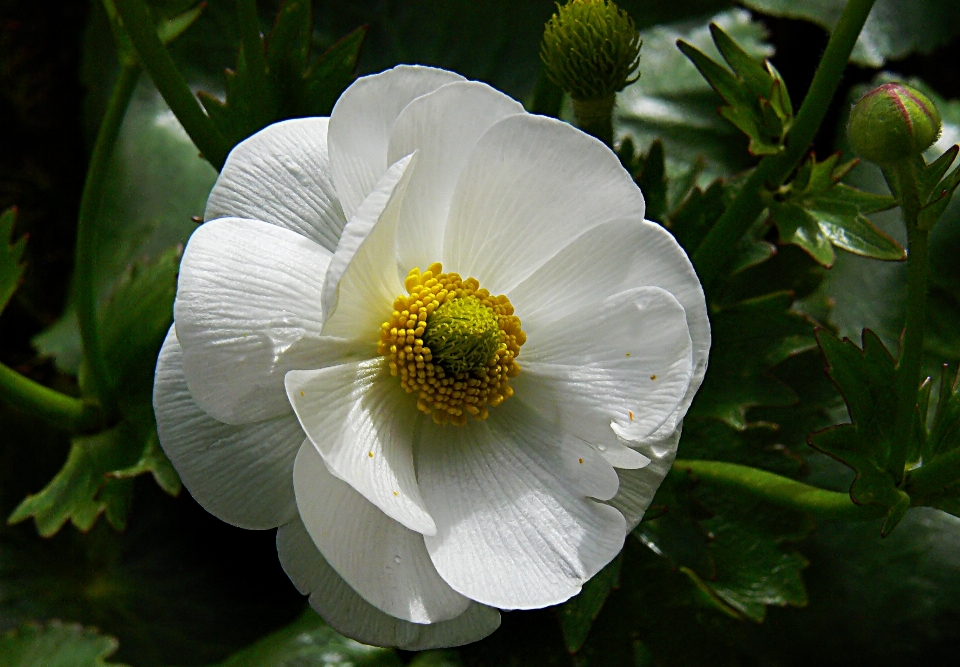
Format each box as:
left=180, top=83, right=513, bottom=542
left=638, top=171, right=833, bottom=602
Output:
left=378, top=263, right=525, bottom=426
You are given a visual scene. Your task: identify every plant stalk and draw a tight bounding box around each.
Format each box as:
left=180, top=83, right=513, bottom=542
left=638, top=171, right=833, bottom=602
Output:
left=572, top=95, right=616, bottom=147
left=74, top=60, right=142, bottom=417
left=690, top=0, right=878, bottom=287
left=890, top=159, right=929, bottom=481
left=0, top=362, right=101, bottom=432
left=113, top=0, right=230, bottom=169
left=673, top=459, right=887, bottom=520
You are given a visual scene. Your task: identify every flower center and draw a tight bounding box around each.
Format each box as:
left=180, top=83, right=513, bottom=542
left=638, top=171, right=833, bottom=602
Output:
left=378, top=262, right=525, bottom=426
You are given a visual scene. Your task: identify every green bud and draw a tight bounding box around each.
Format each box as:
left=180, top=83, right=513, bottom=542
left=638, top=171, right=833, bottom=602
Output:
left=423, top=296, right=502, bottom=376
left=540, top=0, right=642, bottom=101
left=847, top=82, right=942, bottom=165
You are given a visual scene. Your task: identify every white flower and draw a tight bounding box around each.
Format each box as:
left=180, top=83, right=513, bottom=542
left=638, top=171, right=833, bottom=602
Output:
left=152, top=65, right=709, bottom=649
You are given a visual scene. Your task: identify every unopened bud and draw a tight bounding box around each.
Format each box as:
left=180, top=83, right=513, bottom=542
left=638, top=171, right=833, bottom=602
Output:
left=847, top=82, right=942, bottom=165
left=540, top=0, right=642, bottom=101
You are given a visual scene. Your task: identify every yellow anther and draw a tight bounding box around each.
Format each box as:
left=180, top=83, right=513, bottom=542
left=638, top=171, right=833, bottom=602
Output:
left=379, top=263, right=524, bottom=426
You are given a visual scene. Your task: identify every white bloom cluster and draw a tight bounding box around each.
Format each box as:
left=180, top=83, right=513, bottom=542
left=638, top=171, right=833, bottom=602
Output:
left=153, top=65, right=709, bottom=649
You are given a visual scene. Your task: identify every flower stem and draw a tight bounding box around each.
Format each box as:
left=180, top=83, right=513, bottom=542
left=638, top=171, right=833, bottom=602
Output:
left=690, top=0, right=877, bottom=287
left=0, top=362, right=101, bottom=432
left=673, top=459, right=886, bottom=520
left=113, top=0, right=230, bottom=169
left=75, top=60, right=142, bottom=417
left=889, top=159, right=929, bottom=481
left=572, top=95, right=615, bottom=147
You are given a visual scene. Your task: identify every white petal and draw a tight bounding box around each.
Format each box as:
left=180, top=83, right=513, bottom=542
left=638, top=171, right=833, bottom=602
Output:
left=595, top=442, right=652, bottom=469
left=418, top=399, right=625, bottom=609
left=321, top=155, right=414, bottom=343
left=204, top=118, right=347, bottom=252
left=293, top=443, right=469, bottom=624
left=517, top=286, right=693, bottom=447
left=285, top=358, right=435, bottom=535
left=442, top=114, right=645, bottom=294
left=328, top=65, right=465, bottom=220
left=386, top=81, right=525, bottom=271
left=607, top=427, right=681, bottom=531
left=511, top=217, right=710, bottom=437
left=153, top=326, right=300, bottom=529
left=277, top=518, right=500, bottom=649
left=175, top=217, right=355, bottom=424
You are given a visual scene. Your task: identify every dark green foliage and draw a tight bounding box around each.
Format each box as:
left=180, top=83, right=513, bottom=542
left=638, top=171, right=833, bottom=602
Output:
left=557, top=555, right=622, bottom=653
left=205, top=611, right=401, bottom=667
left=198, top=0, right=366, bottom=151
left=808, top=330, right=912, bottom=534
left=9, top=248, right=183, bottom=536
left=0, top=208, right=27, bottom=314
left=677, top=23, right=792, bottom=155
left=689, top=293, right=817, bottom=429
left=771, top=154, right=902, bottom=267
left=0, top=622, right=127, bottom=667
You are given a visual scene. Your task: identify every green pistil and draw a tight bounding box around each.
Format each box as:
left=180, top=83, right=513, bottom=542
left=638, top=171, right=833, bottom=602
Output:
left=423, top=296, right=502, bottom=376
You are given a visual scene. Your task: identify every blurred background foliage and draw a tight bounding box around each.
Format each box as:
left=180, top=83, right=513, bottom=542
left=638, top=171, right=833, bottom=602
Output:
left=1, top=0, right=960, bottom=665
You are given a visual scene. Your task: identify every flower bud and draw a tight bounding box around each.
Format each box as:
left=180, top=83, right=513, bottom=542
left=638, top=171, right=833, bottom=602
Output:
left=540, top=0, right=642, bottom=101
left=847, top=82, right=942, bottom=165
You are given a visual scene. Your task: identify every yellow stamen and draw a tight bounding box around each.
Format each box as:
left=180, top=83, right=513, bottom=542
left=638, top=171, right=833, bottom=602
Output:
left=378, top=263, right=525, bottom=426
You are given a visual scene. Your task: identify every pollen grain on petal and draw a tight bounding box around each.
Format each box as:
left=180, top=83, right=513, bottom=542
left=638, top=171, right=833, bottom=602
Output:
left=378, top=263, right=525, bottom=426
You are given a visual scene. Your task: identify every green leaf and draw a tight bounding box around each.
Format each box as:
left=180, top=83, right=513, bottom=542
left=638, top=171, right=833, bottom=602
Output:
left=407, top=651, right=464, bottom=667
left=0, top=622, right=127, bottom=667
left=667, top=179, right=730, bottom=253
left=0, top=207, right=27, bottom=314
left=208, top=610, right=401, bottom=667
left=808, top=329, right=912, bottom=535
left=99, top=246, right=180, bottom=400
left=617, top=9, right=774, bottom=184
left=676, top=23, right=791, bottom=155
left=557, top=554, right=622, bottom=653
left=771, top=202, right=835, bottom=267
left=636, top=472, right=811, bottom=623
left=6, top=404, right=171, bottom=536
left=740, top=0, right=960, bottom=67
left=772, top=154, right=904, bottom=267
left=689, top=292, right=816, bottom=429
left=198, top=0, right=367, bottom=151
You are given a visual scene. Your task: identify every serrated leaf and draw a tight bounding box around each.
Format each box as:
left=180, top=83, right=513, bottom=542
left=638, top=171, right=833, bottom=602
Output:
left=617, top=9, right=774, bottom=184
left=199, top=0, right=366, bottom=151
left=7, top=405, right=173, bottom=537
left=0, top=621, right=127, bottom=667
left=99, top=246, right=180, bottom=400
left=919, top=145, right=958, bottom=201
left=668, top=179, right=729, bottom=253
left=558, top=554, right=622, bottom=653
left=677, top=23, right=790, bottom=155
left=919, top=163, right=960, bottom=231
left=689, top=292, right=816, bottom=428
left=208, top=610, right=401, bottom=667
left=808, top=330, right=912, bottom=534
left=0, top=207, right=27, bottom=314
left=774, top=155, right=904, bottom=266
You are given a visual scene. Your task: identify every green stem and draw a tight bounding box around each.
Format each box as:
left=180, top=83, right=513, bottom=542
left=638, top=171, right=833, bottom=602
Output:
left=0, top=363, right=101, bottom=432
left=890, top=159, right=929, bottom=481
left=75, top=61, right=142, bottom=417
left=572, top=95, right=615, bottom=147
left=113, top=0, right=230, bottom=169
left=690, top=0, right=877, bottom=287
left=673, top=459, right=886, bottom=520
